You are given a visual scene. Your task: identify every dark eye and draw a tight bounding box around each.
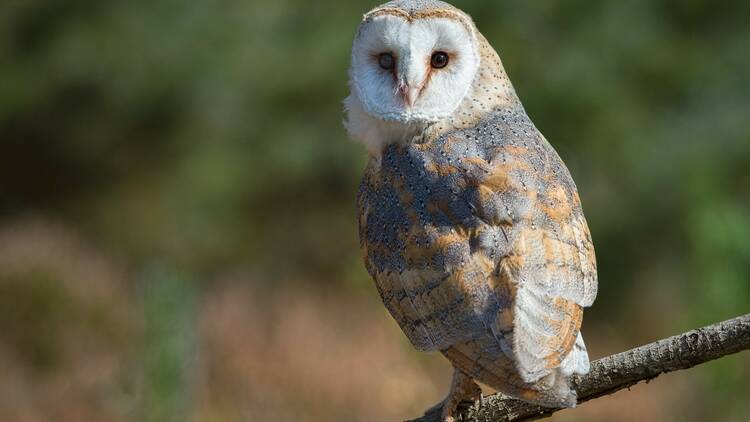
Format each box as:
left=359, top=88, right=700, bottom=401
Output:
left=431, top=51, right=449, bottom=69
left=378, top=53, right=394, bottom=70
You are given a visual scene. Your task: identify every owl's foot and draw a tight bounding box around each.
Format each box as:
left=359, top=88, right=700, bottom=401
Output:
left=424, top=368, right=482, bottom=422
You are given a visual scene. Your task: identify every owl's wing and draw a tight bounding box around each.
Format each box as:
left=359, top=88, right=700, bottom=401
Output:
left=465, top=140, right=598, bottom=383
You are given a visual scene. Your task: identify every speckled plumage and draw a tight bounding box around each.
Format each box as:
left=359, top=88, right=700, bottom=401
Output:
left=357, top=104, right=596, bottom=403
left=347, top=0, right=597, bottom=417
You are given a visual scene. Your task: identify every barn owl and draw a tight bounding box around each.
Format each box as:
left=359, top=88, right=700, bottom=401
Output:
left=344, top=1, right=598, bottom=420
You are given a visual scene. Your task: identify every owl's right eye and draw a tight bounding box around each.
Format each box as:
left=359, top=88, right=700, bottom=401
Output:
left=378, top=53, right=395, bottom=70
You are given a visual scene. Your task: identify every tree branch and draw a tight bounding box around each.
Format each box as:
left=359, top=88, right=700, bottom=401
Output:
left=410, top=313, right=750, bottom=422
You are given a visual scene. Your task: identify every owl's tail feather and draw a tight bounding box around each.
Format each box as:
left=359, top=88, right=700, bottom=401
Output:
left=516, top=369, right=578, bottom=408
left=560, top=332, right=591, bottom=376
left=516, top=333, right=590, bottom=408
left=442, top=333, right=590, bottom=410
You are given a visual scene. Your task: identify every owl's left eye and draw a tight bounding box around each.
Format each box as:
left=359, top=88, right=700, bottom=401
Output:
left=378, top=53, right=395, bottom=70
left=431, top=51, right=449, bottom=69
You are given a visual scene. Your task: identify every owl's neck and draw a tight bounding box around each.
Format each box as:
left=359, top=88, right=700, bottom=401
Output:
left=344, top=91, right=431, bottom=157
left=345, top=35, right=521, bottom=157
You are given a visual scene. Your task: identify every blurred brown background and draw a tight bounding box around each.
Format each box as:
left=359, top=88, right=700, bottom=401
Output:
left=1, top=0, right=749, bottom=421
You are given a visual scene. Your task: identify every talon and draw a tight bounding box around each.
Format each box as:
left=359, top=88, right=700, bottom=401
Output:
left=421, top=369, right=481, bottom=422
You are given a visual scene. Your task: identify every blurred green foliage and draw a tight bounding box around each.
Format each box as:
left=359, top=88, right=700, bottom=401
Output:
left=1, top=0, right=749, bottom=420
left=141, top=268, right=195, bottom=422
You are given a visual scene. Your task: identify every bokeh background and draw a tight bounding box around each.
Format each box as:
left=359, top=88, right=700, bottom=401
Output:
left=1, top=0, right=749, bottom=421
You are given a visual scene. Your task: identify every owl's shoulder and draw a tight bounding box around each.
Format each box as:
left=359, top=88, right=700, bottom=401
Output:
left=415, top=107, right=561, bottom=181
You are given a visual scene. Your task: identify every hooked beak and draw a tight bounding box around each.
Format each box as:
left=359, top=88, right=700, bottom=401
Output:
left=399, top=82, right=422, bottom=108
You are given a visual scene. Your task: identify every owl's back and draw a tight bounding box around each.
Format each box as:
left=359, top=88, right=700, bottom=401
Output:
left=357, top=103, right=597, bottom=405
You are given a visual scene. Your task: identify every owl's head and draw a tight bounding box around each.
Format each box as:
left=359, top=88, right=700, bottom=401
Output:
left=347, top=1, right=480, bottom=125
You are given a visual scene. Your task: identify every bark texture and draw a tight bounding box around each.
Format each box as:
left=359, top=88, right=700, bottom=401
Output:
left=410, top=313, right=750, bottom=422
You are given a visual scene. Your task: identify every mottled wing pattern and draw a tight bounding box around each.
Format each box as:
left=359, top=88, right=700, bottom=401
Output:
left=357, top=106, right=597, bottom=398
left=464, top=133, right=597, bottom=384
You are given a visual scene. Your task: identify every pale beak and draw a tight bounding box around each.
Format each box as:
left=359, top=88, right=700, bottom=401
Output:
left=399, top=83, right=422, bottom=108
